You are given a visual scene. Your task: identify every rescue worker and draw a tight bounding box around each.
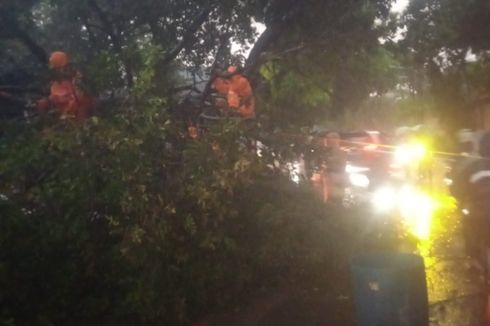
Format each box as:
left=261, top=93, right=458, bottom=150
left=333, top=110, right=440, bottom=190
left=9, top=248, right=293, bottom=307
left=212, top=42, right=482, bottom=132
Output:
left=309, top=133, right=330, bottom=202
left=211, top=65, right=256, bottom=119
left=324, top=132, right=347, bottom=203
left=187, top=124, right=199, bottom=139
left=452, top=130, right=490, bottom=323
left=36, top=51, right=95, bottom=121
left=451, top=131, right=490, bottom=273
left=450, top=129, right=480, bottom=203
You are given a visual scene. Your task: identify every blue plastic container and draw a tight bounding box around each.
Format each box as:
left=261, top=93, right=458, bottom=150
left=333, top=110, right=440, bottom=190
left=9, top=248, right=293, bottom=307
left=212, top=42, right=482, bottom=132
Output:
left=351, top=253, right=429, bottom=326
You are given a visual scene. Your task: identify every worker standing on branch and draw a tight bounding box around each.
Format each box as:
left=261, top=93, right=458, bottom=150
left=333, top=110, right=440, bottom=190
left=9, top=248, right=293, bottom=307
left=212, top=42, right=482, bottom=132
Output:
left=211, top=65, right=256, bottom=119
left=36, top=51, right=95, bottom=121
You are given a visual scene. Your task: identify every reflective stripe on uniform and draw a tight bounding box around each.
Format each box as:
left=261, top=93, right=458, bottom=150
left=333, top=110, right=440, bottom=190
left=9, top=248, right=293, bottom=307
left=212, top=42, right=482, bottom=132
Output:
left=470, top=170, right=490, bottom=183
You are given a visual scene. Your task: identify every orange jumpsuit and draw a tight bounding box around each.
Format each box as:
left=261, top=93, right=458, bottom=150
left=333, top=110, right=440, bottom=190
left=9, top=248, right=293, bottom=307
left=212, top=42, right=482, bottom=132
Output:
left=38, top=71, right=95, bottom=121
left=212, top=73, right=256, bottom=119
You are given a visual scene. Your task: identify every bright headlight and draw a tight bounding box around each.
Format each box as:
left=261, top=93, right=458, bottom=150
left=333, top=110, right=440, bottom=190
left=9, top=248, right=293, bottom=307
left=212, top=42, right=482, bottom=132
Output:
left=378, top=184, right=435, bottom=239
left=287, top=161, right=302, bottom=184
left=372, top=186, right=397, bottom=213
left=394, top=143, right=428, bottom=165
left=398, top=185, right=435, bottom=239
left=349, top=173, right=370, bottom=188
left=345, top=164, right=370, bottom=174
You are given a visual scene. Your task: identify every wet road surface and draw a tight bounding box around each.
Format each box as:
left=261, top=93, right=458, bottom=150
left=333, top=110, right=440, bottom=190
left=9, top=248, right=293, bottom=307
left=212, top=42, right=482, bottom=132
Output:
left=425, top=213, right=487, bottom=325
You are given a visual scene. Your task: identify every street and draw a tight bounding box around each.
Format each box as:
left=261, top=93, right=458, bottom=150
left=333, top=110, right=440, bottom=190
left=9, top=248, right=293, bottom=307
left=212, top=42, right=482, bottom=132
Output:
left=426, top=213, right=487, bottom=325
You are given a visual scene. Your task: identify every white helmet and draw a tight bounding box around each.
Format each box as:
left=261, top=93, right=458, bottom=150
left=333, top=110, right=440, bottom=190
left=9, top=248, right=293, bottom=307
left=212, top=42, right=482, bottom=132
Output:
left=457, top=129, right=474, bottom=144
left=395, top=126, right=410, bottom=137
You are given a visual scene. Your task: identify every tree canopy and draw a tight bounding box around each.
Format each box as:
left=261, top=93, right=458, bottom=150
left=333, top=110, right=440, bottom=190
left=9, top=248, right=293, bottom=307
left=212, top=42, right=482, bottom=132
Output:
left=2, top=0, right=490, bottom=324
left=0, top=0, right=398, bottom=123
left=398, top=0, right=490, bottom=128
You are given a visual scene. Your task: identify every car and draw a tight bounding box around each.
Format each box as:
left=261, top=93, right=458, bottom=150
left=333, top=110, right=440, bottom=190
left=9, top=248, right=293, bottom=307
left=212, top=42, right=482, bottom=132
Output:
left=340, top=130, right=392, bottom=166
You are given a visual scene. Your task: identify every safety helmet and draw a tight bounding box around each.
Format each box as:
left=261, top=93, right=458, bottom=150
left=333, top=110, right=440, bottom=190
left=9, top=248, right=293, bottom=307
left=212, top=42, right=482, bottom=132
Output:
left=49, top=51, right=69, bottom=69
left=188, top=126, right=199, bottom=139
left=457, top=129, right=474, bottom=144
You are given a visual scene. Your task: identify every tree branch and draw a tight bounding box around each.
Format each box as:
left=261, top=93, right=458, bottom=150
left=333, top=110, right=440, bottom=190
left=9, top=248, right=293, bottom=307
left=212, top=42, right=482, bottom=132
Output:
left=161, top=7, right=213, bottom=65
left=199, top=31, right=230, bottom=106
left=87, top=0, right=117, bottom=45
left=14, top=27, right=47, bottom=64
left=81, top=16, right=98, bottom=50
left=170, top=84, right=202, bottom=93
left=245, top=2, right=303, bottom=78
left=244, top=25, right=283, bottom=83
left=0, top=86, right=44, bottom=94
left=87, top=0, right=133, bottom=86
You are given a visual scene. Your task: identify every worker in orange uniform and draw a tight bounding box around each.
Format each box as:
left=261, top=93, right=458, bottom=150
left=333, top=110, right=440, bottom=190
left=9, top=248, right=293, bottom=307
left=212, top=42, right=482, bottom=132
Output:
left=187, top=125, right=199, bottom=139
left=212, top=65, right=256, bottom=119
left=310, top=132, right=346, bottom=203
left=324, top=132, right=347, bottom=203
left=36, top=51, right=95, bottom=121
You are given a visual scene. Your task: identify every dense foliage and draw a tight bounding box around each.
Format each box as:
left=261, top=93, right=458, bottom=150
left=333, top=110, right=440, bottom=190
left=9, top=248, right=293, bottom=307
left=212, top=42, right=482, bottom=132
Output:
left=398, top=0, right=490, bottom=128
left=0, top=0, right=397, bottom=123
left=2, top=0, right=490, bottom=324
left=0, top=103, right=357, bottom=324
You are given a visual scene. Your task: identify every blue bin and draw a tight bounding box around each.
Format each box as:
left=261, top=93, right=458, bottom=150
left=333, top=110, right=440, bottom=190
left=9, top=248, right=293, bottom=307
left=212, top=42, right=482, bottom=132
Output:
left=351, top=253, right=429, bottom=326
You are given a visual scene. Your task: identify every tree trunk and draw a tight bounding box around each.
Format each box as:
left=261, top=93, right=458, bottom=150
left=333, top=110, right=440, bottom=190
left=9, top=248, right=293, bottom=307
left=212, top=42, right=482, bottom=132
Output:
left=244, top=24, right=282, bottom=81
left=161, top=7, right=213, bottom=65
left=15, top=28, right=47, bottom=65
